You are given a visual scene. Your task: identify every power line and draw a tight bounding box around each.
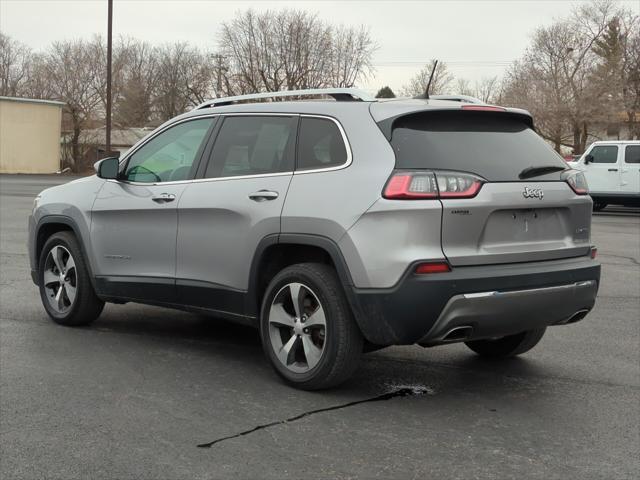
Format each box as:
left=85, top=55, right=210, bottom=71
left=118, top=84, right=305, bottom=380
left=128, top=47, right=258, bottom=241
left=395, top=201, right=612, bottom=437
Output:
left=372, top=60, right=514, bottom=66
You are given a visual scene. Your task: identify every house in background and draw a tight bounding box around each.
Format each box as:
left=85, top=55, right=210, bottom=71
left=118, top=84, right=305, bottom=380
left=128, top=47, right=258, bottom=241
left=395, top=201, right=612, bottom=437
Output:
left=61, top=127, right=152, bottom=171
left=0, top=96, right=64, bottom=174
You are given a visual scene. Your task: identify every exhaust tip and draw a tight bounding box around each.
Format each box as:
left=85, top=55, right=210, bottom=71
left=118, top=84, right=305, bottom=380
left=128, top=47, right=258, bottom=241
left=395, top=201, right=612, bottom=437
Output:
left=441, top=326, right=474, bottom=342
left=558, top=309, right=590, bottom=325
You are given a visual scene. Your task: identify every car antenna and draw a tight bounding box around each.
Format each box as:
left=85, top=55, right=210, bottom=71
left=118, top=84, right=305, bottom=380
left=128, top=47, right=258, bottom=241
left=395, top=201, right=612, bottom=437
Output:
left=424, top=60, right=438, bottom=99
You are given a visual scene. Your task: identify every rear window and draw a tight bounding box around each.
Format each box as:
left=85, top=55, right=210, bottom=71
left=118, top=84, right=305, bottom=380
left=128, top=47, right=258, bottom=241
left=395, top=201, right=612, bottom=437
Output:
left=389, top=111, right=567, bottom=181
left=297, top=117, right=348, bottom=171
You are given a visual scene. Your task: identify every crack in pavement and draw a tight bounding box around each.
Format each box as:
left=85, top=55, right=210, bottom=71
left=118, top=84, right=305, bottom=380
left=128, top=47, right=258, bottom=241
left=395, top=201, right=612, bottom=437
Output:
left=197, top=386, right=432, bottom=448
left=598, top=253, right=640, bottom=266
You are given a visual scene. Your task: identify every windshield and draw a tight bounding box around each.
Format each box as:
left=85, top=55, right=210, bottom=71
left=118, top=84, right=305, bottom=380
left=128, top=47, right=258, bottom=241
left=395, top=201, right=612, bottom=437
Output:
left=389, top=111, right=567, bottom=181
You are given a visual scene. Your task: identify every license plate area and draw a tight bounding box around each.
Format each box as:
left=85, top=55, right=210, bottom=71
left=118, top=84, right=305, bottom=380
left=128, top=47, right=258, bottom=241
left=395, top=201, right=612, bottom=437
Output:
left=481, top=208, right=570, bottom=248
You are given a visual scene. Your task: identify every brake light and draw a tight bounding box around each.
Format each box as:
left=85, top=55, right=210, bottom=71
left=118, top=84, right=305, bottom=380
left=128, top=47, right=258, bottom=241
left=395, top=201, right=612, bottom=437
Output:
left=383, top=170, right=484, bottom=200
left=383, top=173, right=438, bottom=199
left=461, top=105, right=506, bottom=112
left=415, top=262, right=451, bottom=274
left=564, top=170, right=589, bottom=195
left=590, top=247, right=597, bottom=259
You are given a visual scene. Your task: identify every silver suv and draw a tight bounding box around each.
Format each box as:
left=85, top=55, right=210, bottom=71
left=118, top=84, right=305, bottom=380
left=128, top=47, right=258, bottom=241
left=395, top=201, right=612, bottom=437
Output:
left=28, top=88, right=600, bottom=390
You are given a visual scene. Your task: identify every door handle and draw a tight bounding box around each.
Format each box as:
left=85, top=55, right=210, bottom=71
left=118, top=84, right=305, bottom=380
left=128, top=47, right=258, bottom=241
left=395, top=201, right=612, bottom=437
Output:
left=607, top=168, right=618, bottom=172
left=248, top=190, right=279, bottom=202
left=151, top=193, right=176, bottom=203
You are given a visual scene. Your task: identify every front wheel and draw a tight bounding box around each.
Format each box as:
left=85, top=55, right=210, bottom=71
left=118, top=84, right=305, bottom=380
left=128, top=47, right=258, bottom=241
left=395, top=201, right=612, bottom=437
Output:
left=38, top=231, right=104, bottom=326
left=260, top=263, right=363, bottom=390
left=465, top=328, right=546, bottom=359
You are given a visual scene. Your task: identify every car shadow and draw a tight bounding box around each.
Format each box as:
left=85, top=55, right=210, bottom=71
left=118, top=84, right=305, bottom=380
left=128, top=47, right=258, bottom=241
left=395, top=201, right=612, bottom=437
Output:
left=88, top=303, right=553, bottom=404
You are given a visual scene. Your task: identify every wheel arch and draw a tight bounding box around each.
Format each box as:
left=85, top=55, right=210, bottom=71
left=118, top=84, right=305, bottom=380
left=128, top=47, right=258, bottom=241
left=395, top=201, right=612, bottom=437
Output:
left=35, top=216, right=97, bottom=289
left=245, top=234, right=356, bottom=319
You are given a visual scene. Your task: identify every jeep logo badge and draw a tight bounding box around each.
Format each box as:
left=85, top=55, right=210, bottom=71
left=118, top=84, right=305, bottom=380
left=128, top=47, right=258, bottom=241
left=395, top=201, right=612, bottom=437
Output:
left=523, top=187, right=544, bottom=200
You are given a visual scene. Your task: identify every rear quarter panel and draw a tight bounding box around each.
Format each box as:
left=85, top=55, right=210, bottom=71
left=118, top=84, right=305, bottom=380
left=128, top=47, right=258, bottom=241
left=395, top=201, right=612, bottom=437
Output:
left=280, top=110, right=396, bottom=288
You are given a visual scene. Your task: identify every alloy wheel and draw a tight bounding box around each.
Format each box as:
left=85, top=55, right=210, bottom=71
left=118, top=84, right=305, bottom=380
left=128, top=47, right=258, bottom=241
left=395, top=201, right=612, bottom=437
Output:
left=43, top=245, right=77, bottom=314
left=268, top=282, right=327, bottom=373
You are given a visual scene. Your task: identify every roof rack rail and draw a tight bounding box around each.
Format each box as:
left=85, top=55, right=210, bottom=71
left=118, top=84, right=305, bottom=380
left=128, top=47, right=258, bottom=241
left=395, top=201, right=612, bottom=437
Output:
left=194, top=88, right=375, bottom=110
left=429, top=94, right=485, bottom=104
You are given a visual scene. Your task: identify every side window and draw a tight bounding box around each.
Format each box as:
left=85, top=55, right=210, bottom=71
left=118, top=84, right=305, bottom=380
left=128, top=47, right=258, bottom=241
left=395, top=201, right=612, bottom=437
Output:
left=589, top=145, right=618, bottom=164
left=204, top=116, right=296, bottom=178
left=624, top=145, right=640, bottom=164
left=124, top=117, right=214, bottom=183
left=297, top=117, right=348, bottom=171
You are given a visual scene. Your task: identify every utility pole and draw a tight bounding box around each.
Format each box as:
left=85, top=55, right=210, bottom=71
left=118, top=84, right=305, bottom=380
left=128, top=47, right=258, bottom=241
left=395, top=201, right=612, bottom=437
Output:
left=105, top=0, right=113, bottom=155
left=211, top=54, right=226, bottom=97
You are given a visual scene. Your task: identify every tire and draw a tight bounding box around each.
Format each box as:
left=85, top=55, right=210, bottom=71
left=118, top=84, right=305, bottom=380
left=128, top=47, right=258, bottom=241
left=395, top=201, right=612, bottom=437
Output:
left=38, top=231, right=104, bottom=326
left=593, top=202, right=607, bottom=211
left=465, top=328, right=546, bottom=359
left=259, top=263, right=363, bottom=390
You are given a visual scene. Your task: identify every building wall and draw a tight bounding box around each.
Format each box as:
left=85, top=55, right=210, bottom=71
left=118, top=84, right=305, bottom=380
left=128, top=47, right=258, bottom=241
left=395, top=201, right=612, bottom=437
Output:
left=0, top=98, right=63, bottom=174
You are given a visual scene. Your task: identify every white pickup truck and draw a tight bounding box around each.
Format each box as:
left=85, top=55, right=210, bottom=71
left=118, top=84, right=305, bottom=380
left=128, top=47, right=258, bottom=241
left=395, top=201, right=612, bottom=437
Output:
left=575, top=140, right=640, bottom=210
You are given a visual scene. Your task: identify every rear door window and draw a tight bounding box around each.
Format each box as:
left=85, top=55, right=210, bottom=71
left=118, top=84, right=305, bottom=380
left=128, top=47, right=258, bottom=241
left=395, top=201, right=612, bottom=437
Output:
left=589, top=145, right=619, bottom=163
left=624, top=145, right=640, bottom=164
left=204, top=116, right=296, bottom=178
left=388, top=111, right=567, bottom=181
left=297, top=117, right=348, bottom=171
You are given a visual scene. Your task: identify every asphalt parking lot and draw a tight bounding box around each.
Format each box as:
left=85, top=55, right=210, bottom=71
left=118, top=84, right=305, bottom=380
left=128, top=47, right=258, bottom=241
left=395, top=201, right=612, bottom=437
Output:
left=1, top=174, right=639, bottom=479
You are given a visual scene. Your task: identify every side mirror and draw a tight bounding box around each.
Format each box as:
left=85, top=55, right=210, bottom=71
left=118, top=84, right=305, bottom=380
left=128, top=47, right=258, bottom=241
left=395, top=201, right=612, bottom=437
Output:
left=584, top=154, right=594, bottom=164
left=94, top=157, right=120, bottom=180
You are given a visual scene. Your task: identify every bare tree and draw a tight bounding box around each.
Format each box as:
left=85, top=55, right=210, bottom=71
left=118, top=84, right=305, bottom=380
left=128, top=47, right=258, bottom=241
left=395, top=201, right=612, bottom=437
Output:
left=454, top=78, right=473, bottom=96
left=115, top=39, right=159, bottom=127
left=401, top=60, right=454, bottom=97
left=474, top=76, right=500, bottom=103
left=593, top=13, right=640, bottom=138
left=218, top=9, right=375, bottom=94
left=153, top=42, right=213, bottom=121
left=0, top=32, right=31, bottom=96
left=623, top=25, right=640, bottom=138
left=500, top=0, right=628, bottom=153
left=43, top=40, right=103, bottom=170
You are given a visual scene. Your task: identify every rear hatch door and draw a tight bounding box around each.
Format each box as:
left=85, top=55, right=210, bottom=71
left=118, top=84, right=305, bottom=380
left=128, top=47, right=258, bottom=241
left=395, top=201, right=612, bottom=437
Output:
left=390, top=110, right=592, bottom=266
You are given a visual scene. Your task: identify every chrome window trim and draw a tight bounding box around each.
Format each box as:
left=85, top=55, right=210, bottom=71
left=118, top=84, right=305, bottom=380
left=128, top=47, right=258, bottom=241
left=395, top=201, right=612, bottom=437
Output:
left=113, top=112, right=352, bottom=187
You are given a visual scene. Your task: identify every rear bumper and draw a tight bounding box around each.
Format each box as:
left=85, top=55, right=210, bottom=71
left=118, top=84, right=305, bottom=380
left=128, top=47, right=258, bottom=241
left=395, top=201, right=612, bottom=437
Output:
left=348, top=256, right=600, bottom=346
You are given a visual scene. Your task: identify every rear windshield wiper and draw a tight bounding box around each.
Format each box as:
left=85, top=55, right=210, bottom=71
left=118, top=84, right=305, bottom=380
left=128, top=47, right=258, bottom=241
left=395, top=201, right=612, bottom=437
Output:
left=519, top=165, right=567, bottom=179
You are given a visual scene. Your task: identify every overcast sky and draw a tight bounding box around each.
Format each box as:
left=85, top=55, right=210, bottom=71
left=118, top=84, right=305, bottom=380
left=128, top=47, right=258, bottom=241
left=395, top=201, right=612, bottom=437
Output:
left=1, top=0, right=638, bottom=95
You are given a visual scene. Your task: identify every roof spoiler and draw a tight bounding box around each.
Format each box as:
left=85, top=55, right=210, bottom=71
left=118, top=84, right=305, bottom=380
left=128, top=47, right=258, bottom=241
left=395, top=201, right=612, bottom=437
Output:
left=376, top=107, right=534, bottom=141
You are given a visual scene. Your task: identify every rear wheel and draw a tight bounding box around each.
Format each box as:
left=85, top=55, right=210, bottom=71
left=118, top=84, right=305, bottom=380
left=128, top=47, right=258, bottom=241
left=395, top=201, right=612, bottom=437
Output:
left=259, top=263, right=363, bottom=390
left=593, top=201, right=607, bottom=211
left=38, top=232, right=104, bottom=326
left=465, top=328, right=546, bottom=358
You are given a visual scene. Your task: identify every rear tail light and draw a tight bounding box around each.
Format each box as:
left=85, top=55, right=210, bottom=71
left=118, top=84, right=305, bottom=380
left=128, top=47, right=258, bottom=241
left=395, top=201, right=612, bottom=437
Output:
left=564, top=170, right=589, bottom=195
left=415, top=261, right=451, bottom=274
left=383, top=170, right=484, bottom=200
left=590, top=247, right=597, bottom=259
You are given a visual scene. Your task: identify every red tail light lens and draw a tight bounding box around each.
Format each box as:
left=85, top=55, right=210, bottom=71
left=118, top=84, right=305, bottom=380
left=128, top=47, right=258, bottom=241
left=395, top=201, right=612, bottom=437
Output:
left=383, top=170, right=484, bottom=200
left=564, top=170, right=589, bottom=195
left=461, top=105, right=506, bottom=112
left=590, top=247, right=597, bottom=259
left=383, top=172, right=438, bottom=199
left=415, top=262, right=451, bottom=274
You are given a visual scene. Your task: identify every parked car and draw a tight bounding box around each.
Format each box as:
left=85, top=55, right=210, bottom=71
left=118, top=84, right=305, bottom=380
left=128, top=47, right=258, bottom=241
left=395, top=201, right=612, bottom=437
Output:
left=575, top=140, right=640, bottom=210
left=28, top=88, right=600, bottom=390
